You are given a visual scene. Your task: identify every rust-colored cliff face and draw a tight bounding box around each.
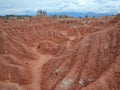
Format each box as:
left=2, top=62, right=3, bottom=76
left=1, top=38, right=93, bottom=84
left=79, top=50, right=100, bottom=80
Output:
left=0, top=15, right=120, bottom=90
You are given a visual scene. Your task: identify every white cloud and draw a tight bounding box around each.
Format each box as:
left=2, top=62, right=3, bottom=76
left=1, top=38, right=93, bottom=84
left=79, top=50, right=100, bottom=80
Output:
left=0, top=0, right=120, bottom=15
left=40, top=0, right=120, bottom=13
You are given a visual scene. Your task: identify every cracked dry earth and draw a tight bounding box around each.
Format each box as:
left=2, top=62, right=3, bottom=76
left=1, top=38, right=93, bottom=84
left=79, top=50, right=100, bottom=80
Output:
left=0, top=14, right=120, bottom=90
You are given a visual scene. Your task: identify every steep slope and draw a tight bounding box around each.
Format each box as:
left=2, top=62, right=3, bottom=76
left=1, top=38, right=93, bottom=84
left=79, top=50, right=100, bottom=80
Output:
left=41, top=23, right=120, bottom=90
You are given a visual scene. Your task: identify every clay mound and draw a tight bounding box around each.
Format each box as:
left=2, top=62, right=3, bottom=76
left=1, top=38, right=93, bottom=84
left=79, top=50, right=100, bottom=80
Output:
left=30, top=15, right=53, bottom=24
left=109, top=14, right=120, bottom=24
left=81, top=55, right=120, bottom=90
left=0, top=54, right=32, bottom=85
left=0, top=30, right=38, bottom=60
left=37, top=40, right=60, bottom=55
left=41, top=23, right=120, bottom=90
left=0, top=83, right=22, bottom=90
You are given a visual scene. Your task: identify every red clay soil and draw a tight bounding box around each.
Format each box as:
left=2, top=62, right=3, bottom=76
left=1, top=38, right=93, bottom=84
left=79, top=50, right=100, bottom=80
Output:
left=0, top=14, right=120, bottom=90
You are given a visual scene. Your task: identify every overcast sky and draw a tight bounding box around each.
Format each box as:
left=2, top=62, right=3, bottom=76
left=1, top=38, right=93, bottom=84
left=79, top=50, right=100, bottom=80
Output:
left=0, top=0, right=120, bottom=15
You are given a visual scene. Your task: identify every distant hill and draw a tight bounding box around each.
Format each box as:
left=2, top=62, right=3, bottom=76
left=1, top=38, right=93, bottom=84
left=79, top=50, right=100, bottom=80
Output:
left=48, top=12, right=114, bottom=18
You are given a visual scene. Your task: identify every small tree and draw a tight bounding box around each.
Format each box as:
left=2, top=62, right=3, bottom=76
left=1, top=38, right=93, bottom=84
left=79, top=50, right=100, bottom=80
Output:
left=85, top=15, right=88, bottom=18
left=105, top=16, right=108, bottom=21
left=92, top=16, right=95, bottom=18
left=79, top=16, right=81, bottom=18
left=43, top=11, right=47, bottom=15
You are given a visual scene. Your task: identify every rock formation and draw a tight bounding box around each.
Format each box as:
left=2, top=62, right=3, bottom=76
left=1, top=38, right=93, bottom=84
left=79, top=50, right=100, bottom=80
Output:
left=0, top=15, right=120, bottom=90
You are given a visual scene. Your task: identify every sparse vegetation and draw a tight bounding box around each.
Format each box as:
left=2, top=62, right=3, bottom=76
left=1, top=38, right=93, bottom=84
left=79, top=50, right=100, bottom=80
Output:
left=0, top=15, right=32, bottom=20
left=50, top=15, right=73, bottom=19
